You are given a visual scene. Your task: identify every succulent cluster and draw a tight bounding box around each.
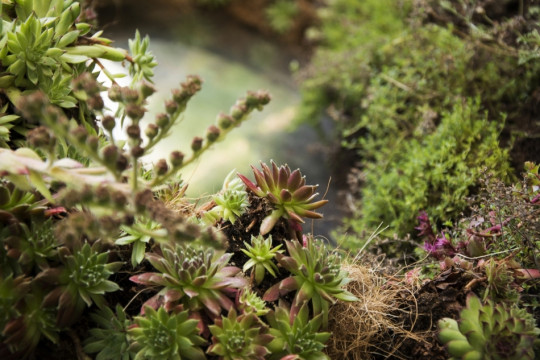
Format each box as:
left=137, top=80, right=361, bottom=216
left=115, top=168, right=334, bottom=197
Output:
left=0, top=1, right=359, bottom=359
left=438, top=294, right=540, bottom=360
left=264, top=237, right=358, bottom=327
left=238, top=161, right=328, bottom=235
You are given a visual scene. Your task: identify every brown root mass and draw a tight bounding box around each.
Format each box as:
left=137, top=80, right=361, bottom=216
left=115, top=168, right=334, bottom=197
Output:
left=326, top=263, right=475, bottom=359
left=325, top=263, right=421, bottom=360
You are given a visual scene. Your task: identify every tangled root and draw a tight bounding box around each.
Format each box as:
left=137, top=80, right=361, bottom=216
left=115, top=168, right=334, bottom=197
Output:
left=325, top=263, right=424, bottom=359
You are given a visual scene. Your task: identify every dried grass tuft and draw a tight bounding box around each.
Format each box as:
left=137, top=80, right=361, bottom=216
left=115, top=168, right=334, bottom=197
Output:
left=325, top=262, right=424, bottom=359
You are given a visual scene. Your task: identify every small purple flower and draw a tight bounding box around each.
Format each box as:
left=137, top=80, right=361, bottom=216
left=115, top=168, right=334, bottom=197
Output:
left=416, top=211, right=437, bottom=243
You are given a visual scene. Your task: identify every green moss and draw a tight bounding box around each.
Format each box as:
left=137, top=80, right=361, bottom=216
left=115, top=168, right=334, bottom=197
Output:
left=297, top=0, right=539, bottom=246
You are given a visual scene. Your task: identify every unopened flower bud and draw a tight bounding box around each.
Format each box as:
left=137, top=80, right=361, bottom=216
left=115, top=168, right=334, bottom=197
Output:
left=140, top=81, right=156, bottom=98
left=191, top=136, right=203, bottom=152
left=87, top=95, right=104, bottom=111
left=127, top=124, right=141, bottom=139
left=165, top=100, right=178, bottom=115
left=121, top=87, right=140, bottom=103
left=111, top=191, right=127, bottom=208
left=170, top=151, right=184, bottom=167
left=27, top=126, right=53, bottom=149
left=256, top=90, right=271, bottom=105
left=116, top=154, right=129, bottom=171
left=230, top=104, right=247, bottom=121
left=102, top=145, right=118, bottom=165
left=70, top=125, right=88, bottom=143
left=102, top=115, right=116, bottom=132
left=125, top=104, right=145, bottom=120
left=80, top=185, right=94, bottom=203
left=155, top=159, right=169, bottom=176
left=206, top=125, right=220, bottom=142
left=217, top=113, right=233, bottom=129
left=131, top=145, right=144, bottom=158
left=156, top=115, right=170, bottom=131
left=245, top=91, right=258, bottom=107
left=172, top=88, right=188, bottom=105
left=87, top=135, right=99, bottom=151
left=182, top=75, right=202, bottom=94
left=108, top=85, right=122, bottom=102
left=145, top=123, right=159, bottom=138
left=95, top=185, right=110, bottom=205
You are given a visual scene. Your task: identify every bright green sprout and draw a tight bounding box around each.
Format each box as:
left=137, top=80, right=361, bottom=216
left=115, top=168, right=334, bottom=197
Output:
left=128, top=306, right=206, bottom=360
left=237, top=288, right=269, bottom=317
left=241, top=234, right=283, bottom=285
left=203, top=169, right=249, bottom=225
left=116, top=219, right=164, bottom=267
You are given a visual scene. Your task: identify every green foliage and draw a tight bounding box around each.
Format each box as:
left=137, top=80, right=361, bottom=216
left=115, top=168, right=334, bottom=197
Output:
left=238, top=161, right=328, bottom=235
left=84, top=304, right=134, bottom=360
left=267, top=303, right=330, bottom=360
left=129, top=306, right=206, bottom=360
left=207, top=308, right=272, bottom=360
left=346, top=99, right=510, bottom=245
left=297, top=0, right=540, bottom=244
left=242, top=234, right=283, bottom=284
left=266, top=0, right=299, bottom=33
left=116, top=220, right=163, bottom=267
left=264, top=237, right=357, bottom=328
left=202, top=169, right=249, bottom=225
left=438, top=294, right=540, bottom=360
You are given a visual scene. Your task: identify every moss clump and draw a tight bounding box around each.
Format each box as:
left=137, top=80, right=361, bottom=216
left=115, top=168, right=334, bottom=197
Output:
left=296, top=0, right=540, bottom=246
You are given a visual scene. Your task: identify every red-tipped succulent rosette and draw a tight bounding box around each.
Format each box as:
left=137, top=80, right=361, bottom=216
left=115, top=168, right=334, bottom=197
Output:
left=237, top=161, right=328, bottom=235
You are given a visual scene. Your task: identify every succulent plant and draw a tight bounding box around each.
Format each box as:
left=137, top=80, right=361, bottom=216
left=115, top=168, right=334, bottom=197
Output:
left=130, top=244, right=247, bottom=318
left=202, top=170, right=249, bottom=225
left=3, top=220, right=58, bottom=273
left=238, top=161, right=328, bottom=235
left=264, top=237, right=358, bottom=328
left=128, top=306, right=206, bottom=360
left=438, top=294, right=540, bottom=360
left=84, top=304, right=134, bottom=360
left=241, top=234, right=283, bottom=285
left=266, top=302, right=331, bottom=360
left=236, top=288, right=269, bottom=317
left=116, top=220, right=164, bottom=267
left=207, top=308, right=273, bottom=359
left=37, top=242, right=122, bottom=326
left=2, top=292, right=58, bottom=358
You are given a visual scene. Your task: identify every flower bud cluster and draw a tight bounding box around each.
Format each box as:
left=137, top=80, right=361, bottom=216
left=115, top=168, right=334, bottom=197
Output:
left=72, top=73, right=104, bottom=111
left=27, top=126, right=56, bottom=151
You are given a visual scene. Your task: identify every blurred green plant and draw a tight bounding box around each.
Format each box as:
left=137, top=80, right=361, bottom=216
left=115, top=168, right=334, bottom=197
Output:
left=84, top=304, right=134, bottom=360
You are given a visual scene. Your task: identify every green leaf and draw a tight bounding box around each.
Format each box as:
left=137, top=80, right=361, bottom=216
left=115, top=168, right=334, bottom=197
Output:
left=29, top=169, right=52, bottom=201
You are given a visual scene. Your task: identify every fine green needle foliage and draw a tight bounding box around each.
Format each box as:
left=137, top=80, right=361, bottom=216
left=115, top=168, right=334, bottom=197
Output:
left=129, top=306, right=206, bottom=360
